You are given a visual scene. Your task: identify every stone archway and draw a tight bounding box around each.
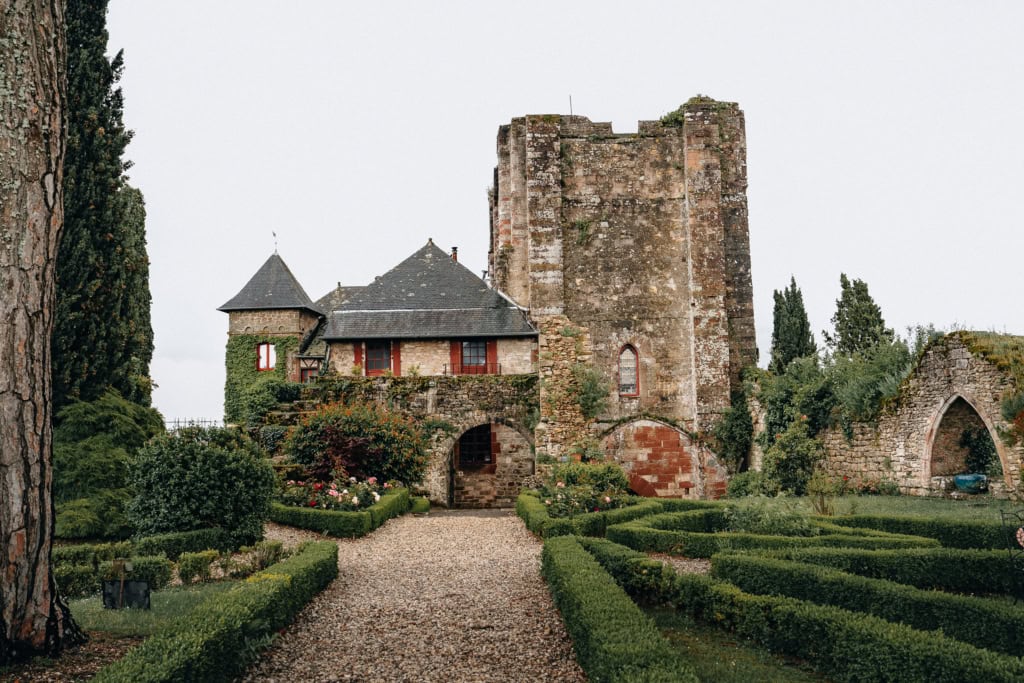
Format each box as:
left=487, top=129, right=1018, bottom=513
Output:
left=925, top=393, right=1008, bottom=484
left=447, top=421, right=534, bottom=508
left=602, top=418, right=729, bottom=499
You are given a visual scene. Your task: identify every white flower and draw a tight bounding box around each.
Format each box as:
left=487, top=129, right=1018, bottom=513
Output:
left=372, top=492, right=380, bottom=501
left=351, top=496, right=359, bottom=506
left=349, top=476, right=357, bottom=483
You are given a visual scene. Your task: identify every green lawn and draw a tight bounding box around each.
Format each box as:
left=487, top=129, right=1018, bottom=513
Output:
left=646, top=607, right=828, bottom=682
left=70, top=581, right=235, bottom=636
left=822, top=494, right=1010, bottom=521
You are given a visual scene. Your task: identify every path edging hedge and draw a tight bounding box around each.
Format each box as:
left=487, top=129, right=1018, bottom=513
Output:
left=269, top=488, right=410, bottom=537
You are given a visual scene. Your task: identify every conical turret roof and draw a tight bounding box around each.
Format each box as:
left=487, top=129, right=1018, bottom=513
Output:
left=218, top=253, right=321, bottom=315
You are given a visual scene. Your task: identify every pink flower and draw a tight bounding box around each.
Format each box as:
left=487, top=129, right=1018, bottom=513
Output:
left=603, top=496, right=611, bottom=504
left=367, top=477, right=377, bottom=484
left=384, top=482, right=392, bottom=489
left=556, top=481, right=565, bottom=488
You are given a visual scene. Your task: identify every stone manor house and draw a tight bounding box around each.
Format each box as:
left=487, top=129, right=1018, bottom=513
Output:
left=220, top=96, right=1024, bottom=506
left=220, top=97, right=755, bottom=507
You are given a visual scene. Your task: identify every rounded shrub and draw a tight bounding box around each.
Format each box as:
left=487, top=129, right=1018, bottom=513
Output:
left=285, top=401, right=428, bottom=485
left=128, top=426, right=275, bottom=546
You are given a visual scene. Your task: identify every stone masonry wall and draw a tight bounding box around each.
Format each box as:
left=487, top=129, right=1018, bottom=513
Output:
left=534, top=316, right=591, bottom=459
left=228, top=309, right=319, bottom=336
left=488, top=100, right=757, bottom=436
left=453, top=423, right=534, bottom=508
left=821, top=335, right=1023, bottom=494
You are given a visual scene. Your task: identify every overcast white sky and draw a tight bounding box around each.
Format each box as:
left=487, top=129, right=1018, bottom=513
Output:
left=105, top=0, right=1024, bottom=422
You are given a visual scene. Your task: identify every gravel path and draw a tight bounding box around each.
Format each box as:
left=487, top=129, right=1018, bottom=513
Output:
left=245, top=511, right=586, bottom=683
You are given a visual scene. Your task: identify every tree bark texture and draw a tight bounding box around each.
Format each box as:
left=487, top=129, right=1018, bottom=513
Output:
left=0, top=0, right=70, bottom=662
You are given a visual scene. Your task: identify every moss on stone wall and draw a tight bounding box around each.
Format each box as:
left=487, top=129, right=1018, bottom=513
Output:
left=224, top=335, right=299, bottom=423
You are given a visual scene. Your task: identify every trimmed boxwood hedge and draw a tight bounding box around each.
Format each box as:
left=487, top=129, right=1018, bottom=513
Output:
left=711, top=553, right=1024, bottom=657
left=824, top=514, right=1007, bottom=549
left=55, top=555, right=174, bottom=598
left=582, top=538, right=1024, bottom=683
left=515, top=492, right=691, bottom=538
left=52, top=540, right=133, bottom=567
left=770, top=547, right=1015, bottom=595
left=605, top=512, right=939, bottom=558
left=541, top=536, right=698, bottom=683
left=92, top=540, right=339, bottom=683
left=133, top=528, right=235, bottom=560
left=269, top=488, right=410, bottom=537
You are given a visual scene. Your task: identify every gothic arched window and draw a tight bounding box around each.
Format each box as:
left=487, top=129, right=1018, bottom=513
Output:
left=618, top=345, right=638, bottom=396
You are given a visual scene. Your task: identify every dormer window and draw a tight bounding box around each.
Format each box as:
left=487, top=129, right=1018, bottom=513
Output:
left=618, top=345, right=638, bottom=396
left=257, top=343, right=276, bottom=371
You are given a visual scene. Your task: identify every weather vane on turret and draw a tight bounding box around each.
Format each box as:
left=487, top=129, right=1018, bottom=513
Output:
left=273, top=231, right=278, bottom=253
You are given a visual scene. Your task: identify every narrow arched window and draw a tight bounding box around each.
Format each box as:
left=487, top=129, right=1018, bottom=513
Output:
left=618, top=345, right=638, bottom=396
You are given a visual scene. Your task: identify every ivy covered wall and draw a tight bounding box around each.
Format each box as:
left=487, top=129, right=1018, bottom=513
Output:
left=224, top=334, right=299, bottom=423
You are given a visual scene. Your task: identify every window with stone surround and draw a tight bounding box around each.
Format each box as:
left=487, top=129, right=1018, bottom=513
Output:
left=256, top=343, right=276, bottom=371
left=618, top=345, right=638, bottom=396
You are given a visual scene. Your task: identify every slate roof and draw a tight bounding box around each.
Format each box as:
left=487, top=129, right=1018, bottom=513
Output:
left=323, top=240, right=536, bottom=340
left=218, top=253, right=321, bottom=315
left=315, top=284, right=364, bottom=312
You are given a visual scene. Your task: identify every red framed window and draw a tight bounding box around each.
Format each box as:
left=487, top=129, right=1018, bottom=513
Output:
left=256, top=343, right=276, bottom=371
left=461, top=340, right=487, bottom=373
left=365, top=341, right=391, bottom=376
left=618, top=345, right=638, bottom=396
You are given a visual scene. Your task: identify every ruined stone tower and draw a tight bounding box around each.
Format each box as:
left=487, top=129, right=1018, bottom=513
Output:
left=488, top=97, right=757, bottom=460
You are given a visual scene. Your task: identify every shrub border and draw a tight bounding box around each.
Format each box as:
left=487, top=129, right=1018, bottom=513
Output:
left=268, top=488, right=410, bottom=537
left=582, top=538, right=1024, bottom=683
left=711, top=552, right=1024, bottom=657
left=92, top=540, right=339, bottom=682
left=515, top=492, right=715, bottom=538
left=541, top=535, right=698, bottom=682
left=824, top=514, right=1007, bottom=549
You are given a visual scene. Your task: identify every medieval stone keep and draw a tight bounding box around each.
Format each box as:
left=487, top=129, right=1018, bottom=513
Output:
left=220, top=97, right=759, bottom=507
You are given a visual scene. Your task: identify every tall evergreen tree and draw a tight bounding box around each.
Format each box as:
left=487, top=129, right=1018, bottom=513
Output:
left=768, top=276, right=817, bottom=373
left=54, top=0, right=153, bottom=408
left=823, top=273, right=892, bottom=355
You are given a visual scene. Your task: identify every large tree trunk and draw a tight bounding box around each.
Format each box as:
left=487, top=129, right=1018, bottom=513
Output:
left=0, top=0, right=81, bottom=663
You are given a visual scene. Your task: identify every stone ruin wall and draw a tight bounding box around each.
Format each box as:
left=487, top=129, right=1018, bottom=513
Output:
left=488, top=100, right=757, bottom=436
left=820, top=335, right=1023, bottom=495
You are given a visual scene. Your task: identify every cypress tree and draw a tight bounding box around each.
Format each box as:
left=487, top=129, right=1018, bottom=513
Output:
left=54, top=0, right=153, bottom=408
left=768, top=276, right=817, bottom=373
left=823, top=273, right=892, bottom=355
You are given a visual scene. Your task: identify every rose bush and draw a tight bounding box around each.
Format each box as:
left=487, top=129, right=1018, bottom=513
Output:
left=279, top=476, right=387, bottom=511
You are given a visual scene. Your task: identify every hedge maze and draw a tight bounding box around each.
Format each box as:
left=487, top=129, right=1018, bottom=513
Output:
left=521, top=494, right=1024, bottom=683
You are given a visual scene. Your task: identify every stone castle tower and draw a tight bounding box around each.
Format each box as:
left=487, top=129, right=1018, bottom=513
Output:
left=488, top=97, right=757, bottom=449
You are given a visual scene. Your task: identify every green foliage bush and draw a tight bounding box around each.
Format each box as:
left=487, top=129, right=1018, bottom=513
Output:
left=725, top=470, right=773, bottom=497
left=762, top=419, right=823, bottom=495
left=54, top=563, right=100, bottom=598
left=826, top=514, right=1006, bottom=549
left=725, top=496, right=817, bottom=537
left=516, top=492, right=665, bottom=538
left=570, top=363, right=610, bottom=420
left=133, top=528, right=234, bottom=560
left=829, top=338, right=914, bottom=426
left=258, top=424, right=290, bottom=456
left=178, top=550, right=220, bottom=584
left=53, top=390, right=164, bottom=539
left=712, top=390, right=754, bottom=474
left=129, top=427, right=275, bottom=546
left=52, top=541, right=133, bottom=567
left=268, top=488, right=410, bottom=537
left=960, top=426, right=1001, bottom=475
left=98, top=556, right=173, bottom=590
left=410, top=496, right=431, bottom=514
left=239, top=377, right=303, bottom=429
left=285, top=401, right=427, bottom=485
left=541, top=536, right=698, bottom=683
left=710, top=553, right=1024, bottom=657
left=92, top=541, right=339, bottom=683
left=773, top=547, right=1015, bottom=595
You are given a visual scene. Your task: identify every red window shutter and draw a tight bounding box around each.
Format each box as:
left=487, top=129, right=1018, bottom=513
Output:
left=392, top=341, right=401, bottom=376
left=450, top=341, right=461, bottom=375
left=354, top=342, right=363, bottom=372
left=485, top=340, right=498, bottom=374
